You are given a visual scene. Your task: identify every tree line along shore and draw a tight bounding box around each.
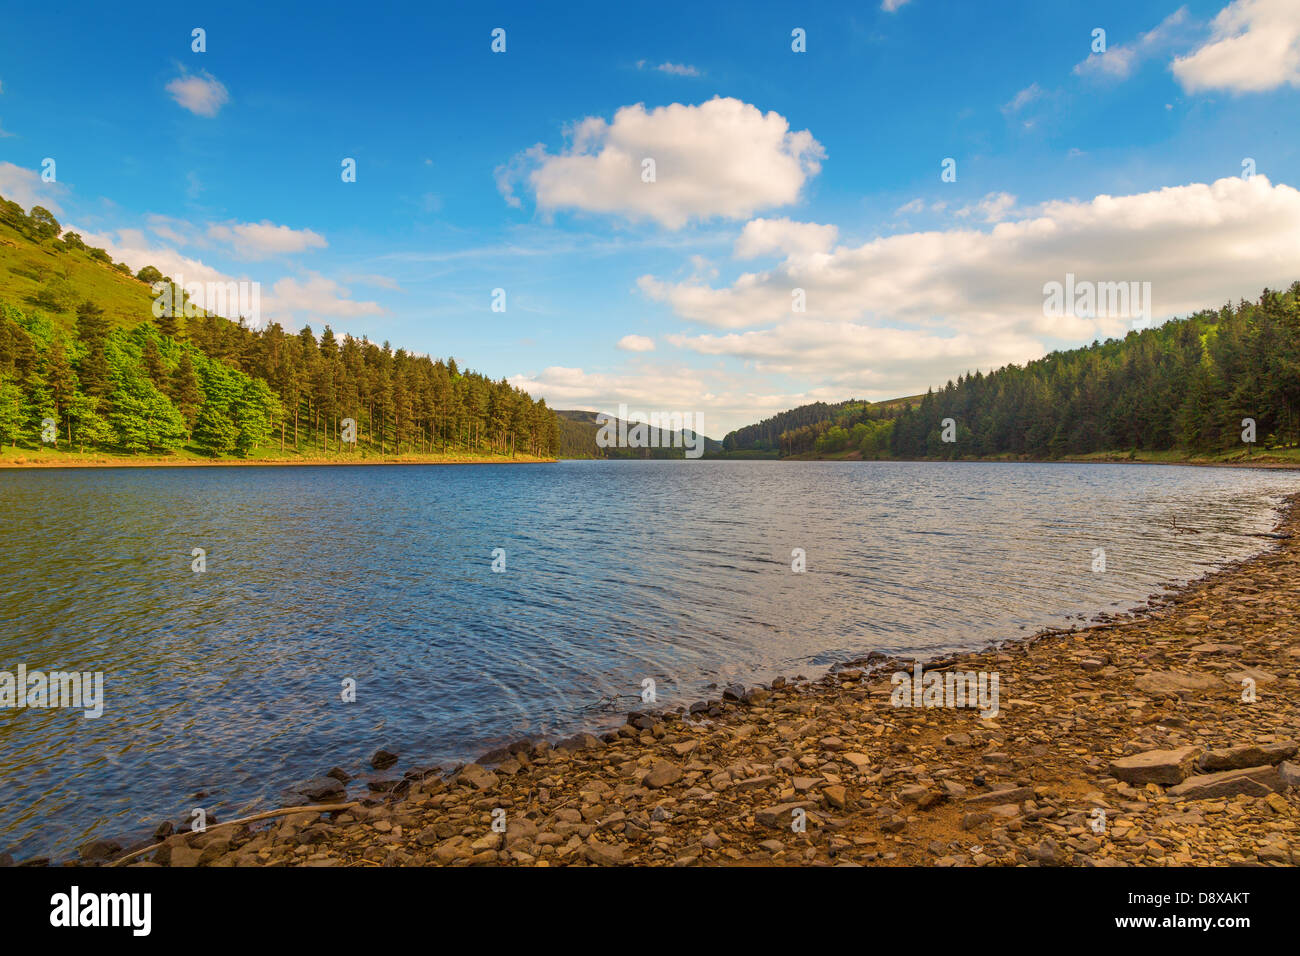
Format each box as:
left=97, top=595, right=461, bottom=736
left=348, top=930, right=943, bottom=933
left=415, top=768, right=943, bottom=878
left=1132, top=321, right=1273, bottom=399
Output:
left=0, top=193, right=562, bottom=463
left=723, top=282, right=1300, bottom=463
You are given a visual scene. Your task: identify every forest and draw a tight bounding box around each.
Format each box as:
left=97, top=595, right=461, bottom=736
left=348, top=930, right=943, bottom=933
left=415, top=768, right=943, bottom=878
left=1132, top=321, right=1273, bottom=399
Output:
left=724, top=282, right=1300, bottom=460
left=0, top=195, right=561, bottom=459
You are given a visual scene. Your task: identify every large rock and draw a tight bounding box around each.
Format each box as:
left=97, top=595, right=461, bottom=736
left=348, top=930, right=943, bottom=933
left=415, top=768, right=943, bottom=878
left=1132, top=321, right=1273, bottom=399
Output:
left=1199, top=741, right=1297, bottom=772
left=454, top=763, right=499, bottom=791
left=1167, top=765, right=1282, bottom=800
left=555, top=733, right=604, bottom=752
left=294, top=776, right=345, bottom=801
left=583, top=838, right=625, bottom=865
left=963, top=786, right=1033, bottom=807
left=642, top=762, right=682, bottom=789
left=1108, top=746, right=1202, bottom=785
left=1225, top=668, right=1278, bottom=686
left=1279, top=761, right=1300, bottom=788
left=756, top=801, right=815, bottom=829
left=1134, top=671, right=1220, bottom=695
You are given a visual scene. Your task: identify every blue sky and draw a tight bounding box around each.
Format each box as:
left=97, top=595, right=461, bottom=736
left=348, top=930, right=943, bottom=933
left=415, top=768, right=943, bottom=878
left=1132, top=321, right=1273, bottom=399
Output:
left=2, top=0, right=1299, bottom=434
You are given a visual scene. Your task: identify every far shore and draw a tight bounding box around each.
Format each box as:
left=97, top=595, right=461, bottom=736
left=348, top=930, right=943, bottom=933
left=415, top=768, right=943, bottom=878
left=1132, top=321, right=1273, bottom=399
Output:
left=0, top=450, right=556, bottom=469
left=775, top=451, right=1300, bottom=470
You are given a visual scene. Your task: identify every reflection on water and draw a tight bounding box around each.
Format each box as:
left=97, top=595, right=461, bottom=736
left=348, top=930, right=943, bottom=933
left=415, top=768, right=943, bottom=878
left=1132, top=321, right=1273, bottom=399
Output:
left=0, top=460, right=1295, bottom=858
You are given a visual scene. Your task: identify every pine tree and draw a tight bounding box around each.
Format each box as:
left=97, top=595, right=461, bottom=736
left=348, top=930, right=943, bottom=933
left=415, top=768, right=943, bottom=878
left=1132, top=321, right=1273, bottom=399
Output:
left=75, top=300, right=111, bottom=397
left=169, top=351, right=202, bottom=428
left=142, top=337, right=167, bottom=390
left=44, top=336, right=78, bottom=444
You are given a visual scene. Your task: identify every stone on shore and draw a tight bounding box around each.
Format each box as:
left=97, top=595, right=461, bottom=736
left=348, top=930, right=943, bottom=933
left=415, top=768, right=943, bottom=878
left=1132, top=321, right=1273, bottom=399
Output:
left=1167, top=765, right=1283, bottom=800
left=1108, top=746, right=1202, bottom=785
left=756, top=802, right=815, bottom=829
left=963, top=786, right=1033, bottom=807
left=1198, top=742, right=1297, bottom=772
left=1133, top=671, right=1219, bottom=695
left=643, top=762, right=682, bottom=789
left=454, top=764, right=499, bottom=791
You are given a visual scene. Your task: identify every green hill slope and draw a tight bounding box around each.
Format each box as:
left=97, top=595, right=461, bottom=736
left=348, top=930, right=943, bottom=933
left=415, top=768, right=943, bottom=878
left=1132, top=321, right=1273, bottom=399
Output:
left=0, top=208, right=166, bottom=333
left=0, top=191, right=560, bottom=463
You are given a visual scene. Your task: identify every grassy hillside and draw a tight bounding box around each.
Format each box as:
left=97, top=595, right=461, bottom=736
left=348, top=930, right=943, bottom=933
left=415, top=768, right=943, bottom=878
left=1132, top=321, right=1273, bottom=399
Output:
left=0, top=221, right=163, bottom=333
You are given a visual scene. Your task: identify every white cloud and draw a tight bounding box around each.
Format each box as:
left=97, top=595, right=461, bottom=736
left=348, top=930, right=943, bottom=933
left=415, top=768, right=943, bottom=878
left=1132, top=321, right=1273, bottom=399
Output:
left=145, top=214, right=195, bottom=246
left=263, top=274, right=384, bottom=320
left=1173, top=0, right=1300, bottom=93
left=72, top=225, right=253, bottom=313
left=68, top=226, right=382, bottom=327
left=734, top=217, right=838, bottom=259
left=1003, top=83, right=1042, bottom=113
left=954, top=192, right=1017, bottom=223
left=507, top=363, right=802, bottom=436
left=1075, top=46, right=1138, bottom=80
left=616, top=334, right=656, bottom=352
left=641, top=176, right=1300, bottom=393
left=1075, top=7, right=1194, bottom=81
left=653, top=62, right=702, bottom=77
left=498, top=97, right=825, bottom=228
left=882, top=0, right=913, bottom=11
left=0, top=161, right=63, bottom=212
left=166, top=70, right=229, bottom=117
left=207, top=220, right=327, bottom=259
left=667, top=321, right=1038, bottom=399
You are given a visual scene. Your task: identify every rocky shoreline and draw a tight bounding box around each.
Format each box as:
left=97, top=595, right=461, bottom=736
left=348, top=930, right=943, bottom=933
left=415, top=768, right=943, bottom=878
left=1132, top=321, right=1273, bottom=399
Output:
left=35, top=497, right=1300, bottom=867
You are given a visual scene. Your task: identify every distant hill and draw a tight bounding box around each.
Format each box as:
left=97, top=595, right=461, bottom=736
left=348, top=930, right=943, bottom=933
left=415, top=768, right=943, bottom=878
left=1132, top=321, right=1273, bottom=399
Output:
left=721, top=396, right=922, bottom=455
left=556, top=408, right=722, bottom=458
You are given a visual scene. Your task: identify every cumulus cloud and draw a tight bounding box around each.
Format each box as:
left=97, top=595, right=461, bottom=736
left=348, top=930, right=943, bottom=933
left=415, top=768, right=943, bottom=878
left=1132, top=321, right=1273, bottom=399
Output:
left=617, top=334, right=656, bottom=352
left=207, top=220, right=327, bottom=259
left=166, top=69, right=229, bottom=117
left=734, top=218, right=838, bottom=259
left=1173, top=0, right=1300, bottom=93
left=69, top=227, right=381, bottom=326
left=507, top=363, right=803, bottom=436
left=954, top=192, right=1017, bottom=223
left=0, top=161, right=62, bottom=212
left=262, top=274, right=384, bottom=320
left=497, top=97, right=825, bottom=228
left=72, top=225, right=256, bottom=314
left=1075, top=7, right=1194, bottom=81
left=667, top=321, right=1039, bottom=399
left=640, top=176, right=1300, bottom=393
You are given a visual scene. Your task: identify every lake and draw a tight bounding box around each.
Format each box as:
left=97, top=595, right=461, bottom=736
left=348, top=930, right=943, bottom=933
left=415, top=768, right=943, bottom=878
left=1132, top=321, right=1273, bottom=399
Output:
left=0, top=459, right=1296, bottom=859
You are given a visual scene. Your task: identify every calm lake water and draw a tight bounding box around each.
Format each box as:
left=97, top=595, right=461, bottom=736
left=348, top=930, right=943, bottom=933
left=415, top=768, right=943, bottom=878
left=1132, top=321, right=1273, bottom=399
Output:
left=0, top=460, right=1296, bottom=858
